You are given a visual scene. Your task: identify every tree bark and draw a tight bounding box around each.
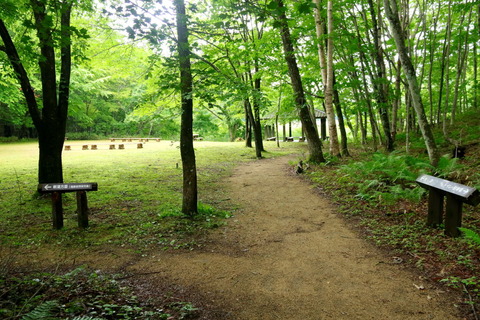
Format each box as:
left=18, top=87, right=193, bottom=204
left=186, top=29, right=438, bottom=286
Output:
left=391, top=59, right=401, bottom=140
left=325, top=0, right=341, bottom=157
left=244, top=102, right=253, bottom=147
left=244, top=98, right=262, bottom=158
left=436, top=1, right=452, bottom=124
left=474, top=34, right=478, bottom=109
left=175, top=0, right=197, bottom=216
left=384, top=0, right=439, bottom=166
left=451, top=7, right=472, bottom=125
left=333, top=74, right=350, bottom=156
left=313, top=0, right=328, bottom=87
left=314, top=0, right=340, bottom=156
left=275, top=0, right=325, bottom=163
left=367, top=0, right=394, bottom=152
left=251, top=63, right=265, bottom=152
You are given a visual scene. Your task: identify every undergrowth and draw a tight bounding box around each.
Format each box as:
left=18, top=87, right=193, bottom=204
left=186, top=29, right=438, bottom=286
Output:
left=325, top=152, right=462, bottom=205
left=307, top=147, right=480, bottom=317
left=0, top=266, right=192, bottom=320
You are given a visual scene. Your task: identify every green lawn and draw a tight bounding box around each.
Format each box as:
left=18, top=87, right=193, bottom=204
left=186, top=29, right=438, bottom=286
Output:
left=0, top=140, right=304, bottom=250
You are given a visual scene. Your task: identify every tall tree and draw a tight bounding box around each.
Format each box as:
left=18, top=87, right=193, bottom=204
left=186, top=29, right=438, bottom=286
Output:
left=313, top=0, right=340, bottom=156
left=325, top=0, right=341, bottom=157
left=274, top=0, right=325, bottom=163
left=175, top=0, right=198, bottom=216
left=384, top=0, right=439, bottom=166
left=367, top=0, right=394, bottom=152
left=0, top=0, right=76, bottom=184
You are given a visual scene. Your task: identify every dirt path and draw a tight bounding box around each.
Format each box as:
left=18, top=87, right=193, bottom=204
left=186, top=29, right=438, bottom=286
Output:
left=129, top=155, right=461, bottom=319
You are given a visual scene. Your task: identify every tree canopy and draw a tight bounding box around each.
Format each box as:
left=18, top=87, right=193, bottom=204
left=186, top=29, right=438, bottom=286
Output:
left=1, top=0, right=478, bottom=162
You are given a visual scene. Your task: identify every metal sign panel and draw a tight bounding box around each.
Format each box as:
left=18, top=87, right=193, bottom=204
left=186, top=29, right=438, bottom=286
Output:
left=416, top=174, right=479, bottom=205
left=38, top=183, right=98, bottom=193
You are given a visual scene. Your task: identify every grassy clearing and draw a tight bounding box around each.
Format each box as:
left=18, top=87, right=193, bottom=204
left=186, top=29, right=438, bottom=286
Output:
left=0, top=140, right=305, bottom=251
left=1, top=140, right=307, bottom=320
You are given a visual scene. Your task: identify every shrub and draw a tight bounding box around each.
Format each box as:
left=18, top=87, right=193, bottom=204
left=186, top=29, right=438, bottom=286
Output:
left=330, top=152, right=460, bottom=205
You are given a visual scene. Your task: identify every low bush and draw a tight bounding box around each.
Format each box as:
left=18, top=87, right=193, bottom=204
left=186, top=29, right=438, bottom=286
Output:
left=0, top=266, right=178, bottom=319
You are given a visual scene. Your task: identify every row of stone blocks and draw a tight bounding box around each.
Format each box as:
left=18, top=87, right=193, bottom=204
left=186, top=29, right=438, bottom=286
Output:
left=110, top=138, right=161, bottom=142
left=64, top=143, right=143, bottom=151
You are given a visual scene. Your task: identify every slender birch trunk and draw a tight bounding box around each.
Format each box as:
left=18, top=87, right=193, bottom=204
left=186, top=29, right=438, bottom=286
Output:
left=384, top=0, right=439, bottom=166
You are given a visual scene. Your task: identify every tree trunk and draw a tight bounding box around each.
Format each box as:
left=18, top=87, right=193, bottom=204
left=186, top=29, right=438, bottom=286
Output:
left=332, top=74, right=350, bottom=156
left=252, top=65, right=265, bottom=152
left=368, top=104, right=378, bottom=152
left=367, top=0, right=394, bottom=152
left=384, top=0, right=439, bottom=166
left=436, top=1, right=453, bottom=124
left=244, top=103, right=252, bottom=147
left=276, top=87, right=283, bottom=148
left=313, top=0, right=328, bottom=86
left=474, top=3, right=479, bottom=109
left=175, top=0, right=197, bottom=216
left=405, top=91, right=410, bottom=154
left=245, top=98, right=262, bottom=158
left=275, top=0, right=325, bottom=163
left=391, top=59, right=401, bottom=141
left=357, top=111, right=367, bottom=145
left=474, top=37, right=478, bottom=109
left=451, top=7, right=472, bottom=125
left=314, top=0, right=341, bottom=157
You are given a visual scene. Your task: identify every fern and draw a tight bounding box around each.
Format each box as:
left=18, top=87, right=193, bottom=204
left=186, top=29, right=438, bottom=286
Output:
left=459, top=227, right=480, bottom=246
left=70, top=316, right=104, bottom=320
left=21, top=300, right=58, bottom=320
left=435, top=156, right=461, bottom=178
left=337, top=152, right=432, bottom=204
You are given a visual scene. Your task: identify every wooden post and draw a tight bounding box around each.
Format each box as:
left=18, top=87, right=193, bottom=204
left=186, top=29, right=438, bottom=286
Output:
left=51, top=192, right=64, bottom=229
left=39, top=183, right=98, bottom=230
left=426, top=189, right=444, bottom=227
left=320, top=118, right=327, bottom=140
left=445, top=194, right=463, bottom=237
left=76, top=191, right=89, bottom=229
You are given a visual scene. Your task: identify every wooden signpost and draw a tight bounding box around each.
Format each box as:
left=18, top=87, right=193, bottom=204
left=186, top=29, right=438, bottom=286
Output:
left=416, top=174, right=480, bottom=237
left=38, top=183, right=98, bottom=230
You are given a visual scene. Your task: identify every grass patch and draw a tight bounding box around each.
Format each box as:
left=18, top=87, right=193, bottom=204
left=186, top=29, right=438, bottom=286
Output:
left=0, top=140, right=304, bottom=319
left=0, top=140, right=304, bottom=250
left=0, top=141, right=304, bottom=320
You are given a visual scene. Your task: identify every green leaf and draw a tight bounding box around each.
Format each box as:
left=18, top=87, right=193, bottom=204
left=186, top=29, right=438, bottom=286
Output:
left=21, top=300, right=58, bottom=320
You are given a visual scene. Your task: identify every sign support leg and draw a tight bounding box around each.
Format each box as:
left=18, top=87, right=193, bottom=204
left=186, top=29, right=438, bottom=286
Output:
left=76, top=191, right=89, bottom=229
left=427, top=189, right=444, bottom=227
left=445, top=194, right=462, bottom=237
left=52, top=192, right=64, bottom=229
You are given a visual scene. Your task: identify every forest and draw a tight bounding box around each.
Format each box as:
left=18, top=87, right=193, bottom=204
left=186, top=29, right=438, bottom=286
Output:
left=1, top=0, right=478, bottom=155
left=1, top=0, right=480, bottom=319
